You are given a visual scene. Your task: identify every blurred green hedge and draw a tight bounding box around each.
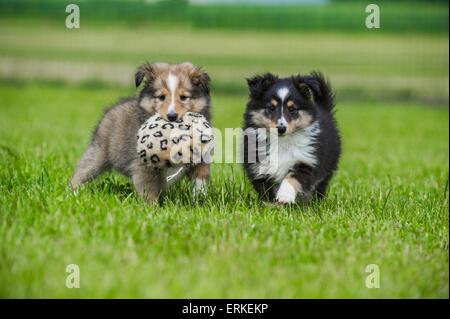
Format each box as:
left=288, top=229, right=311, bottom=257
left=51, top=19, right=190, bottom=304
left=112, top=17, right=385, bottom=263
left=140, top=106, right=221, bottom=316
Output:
left=0, top=0, right=448, bottom=33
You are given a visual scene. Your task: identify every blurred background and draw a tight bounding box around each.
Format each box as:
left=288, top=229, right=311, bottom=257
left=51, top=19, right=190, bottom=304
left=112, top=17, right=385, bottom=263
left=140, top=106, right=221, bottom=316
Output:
left=0, top=0, right=448, bottom=298
left=0, top=0, right=448, bottom=106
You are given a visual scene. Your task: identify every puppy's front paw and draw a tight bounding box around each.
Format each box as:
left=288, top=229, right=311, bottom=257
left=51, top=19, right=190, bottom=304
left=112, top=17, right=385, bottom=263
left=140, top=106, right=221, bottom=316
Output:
left=276, top=179, right=297, bottom=204
left=193, top=178, right=208, bottom=197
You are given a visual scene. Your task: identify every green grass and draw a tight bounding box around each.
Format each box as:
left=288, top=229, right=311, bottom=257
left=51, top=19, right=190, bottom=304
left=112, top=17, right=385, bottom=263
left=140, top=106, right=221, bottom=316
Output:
left=0, top=83, right=448, bottom=298
left=0, top=19, right=448, bottom=104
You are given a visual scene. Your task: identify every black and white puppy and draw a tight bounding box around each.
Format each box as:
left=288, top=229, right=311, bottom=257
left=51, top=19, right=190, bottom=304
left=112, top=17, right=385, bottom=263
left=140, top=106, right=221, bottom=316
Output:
left=243, top=72, right=341, bottom=204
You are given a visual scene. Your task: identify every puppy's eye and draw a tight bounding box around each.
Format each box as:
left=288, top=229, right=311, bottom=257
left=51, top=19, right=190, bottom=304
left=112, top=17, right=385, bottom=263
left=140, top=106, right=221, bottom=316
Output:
left=288, top=106, right=296, bottom=113
left=155, top=95, right=165, bottom=101
left=267, top=104, right=276, bottom=112
left=180, top=95, right=190, bottom=102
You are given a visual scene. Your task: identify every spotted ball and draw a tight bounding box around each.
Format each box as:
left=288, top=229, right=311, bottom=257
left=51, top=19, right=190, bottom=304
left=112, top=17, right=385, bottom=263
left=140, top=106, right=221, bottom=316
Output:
left=136, top=112, right=213, bottom=169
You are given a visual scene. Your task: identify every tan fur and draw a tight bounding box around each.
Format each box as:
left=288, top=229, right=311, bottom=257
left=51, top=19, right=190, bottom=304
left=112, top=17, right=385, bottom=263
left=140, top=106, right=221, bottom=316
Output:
left=191, top=96, right=209, bottom=113
left=192, top=163, right=210, bottom=181
left=70, top=62, right=211, bottom=204
left=285, top=174, right=302, bottom=193
left=250, top=110, right=277, bottom=129
left=287, top=110, right=313, bottom=134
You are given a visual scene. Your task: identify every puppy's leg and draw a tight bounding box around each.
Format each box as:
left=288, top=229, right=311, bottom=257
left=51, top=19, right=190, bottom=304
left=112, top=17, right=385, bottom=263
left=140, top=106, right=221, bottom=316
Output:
left=314, top=174, right=332, bottom=200
left=275, top=174, right=302, bottom=204
left=70, top=143, right=109, bottom=190
left=192, top=163, right=210, bottom=195
left=252, top=178, right=276, bottom=202
left=276, top=164, right=315, bottom=204
left=131, top=164, right=164, bottom=204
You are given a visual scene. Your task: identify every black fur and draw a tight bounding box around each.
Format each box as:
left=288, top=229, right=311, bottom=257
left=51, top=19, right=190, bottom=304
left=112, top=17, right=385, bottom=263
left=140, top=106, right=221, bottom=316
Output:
left=243, top=71, right=341, bottom=203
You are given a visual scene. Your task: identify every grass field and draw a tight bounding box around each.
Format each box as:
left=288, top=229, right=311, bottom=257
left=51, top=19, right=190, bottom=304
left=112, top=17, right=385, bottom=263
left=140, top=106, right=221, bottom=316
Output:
left=0, top=83, right=448, bottom=298
left=0, top=7, right=448, bottom=298
left=0, top=19, right=448, bottom=104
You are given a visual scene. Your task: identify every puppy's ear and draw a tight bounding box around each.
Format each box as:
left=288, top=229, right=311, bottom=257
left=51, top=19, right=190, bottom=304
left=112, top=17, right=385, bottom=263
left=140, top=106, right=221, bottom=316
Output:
left=190, top=67, right=210, bottom=95
left=135, top=63, right=156, bottom=88
left=292, top=72, right=335, bottom=109
left=292, top=74, right=319, bottom=101
left=246, top=73, right=277, bottom=98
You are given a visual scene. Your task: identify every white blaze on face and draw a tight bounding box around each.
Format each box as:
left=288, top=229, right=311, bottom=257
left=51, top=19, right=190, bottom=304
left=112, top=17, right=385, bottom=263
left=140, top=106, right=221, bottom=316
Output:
left=277, top=87, right=289, bottom=101
left=277, top=87, right=289, bottom=126
left=167, top=73, right=178, bottom=114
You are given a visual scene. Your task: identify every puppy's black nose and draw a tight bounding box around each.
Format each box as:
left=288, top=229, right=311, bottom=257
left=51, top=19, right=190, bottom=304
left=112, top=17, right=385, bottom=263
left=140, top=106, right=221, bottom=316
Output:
left=277, top=126, right=287, bottom=135
left=167, top=112, right=178, bottom=122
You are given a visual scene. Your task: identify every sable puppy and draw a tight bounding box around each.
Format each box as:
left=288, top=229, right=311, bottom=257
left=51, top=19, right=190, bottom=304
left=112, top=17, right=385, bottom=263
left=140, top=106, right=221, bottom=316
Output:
left=243, top=72, right=341, bottom=204
left=70, top=62, right=211, bottom=203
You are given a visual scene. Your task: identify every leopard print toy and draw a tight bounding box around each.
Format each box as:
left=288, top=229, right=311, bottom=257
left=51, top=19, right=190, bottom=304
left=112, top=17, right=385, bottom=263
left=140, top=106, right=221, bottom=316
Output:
left=136, top=112, right=213, bottom=169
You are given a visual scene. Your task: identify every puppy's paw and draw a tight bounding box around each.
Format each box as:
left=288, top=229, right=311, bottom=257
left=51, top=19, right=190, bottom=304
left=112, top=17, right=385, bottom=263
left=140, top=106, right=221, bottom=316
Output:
left=275, top=179, right=297, bottom=204
left=193, top=178, right=208, bottom=197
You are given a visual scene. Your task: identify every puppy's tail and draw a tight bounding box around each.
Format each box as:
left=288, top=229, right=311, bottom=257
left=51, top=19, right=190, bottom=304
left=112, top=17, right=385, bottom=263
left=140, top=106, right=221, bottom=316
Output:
left=309, top=71, right=335, bottom=111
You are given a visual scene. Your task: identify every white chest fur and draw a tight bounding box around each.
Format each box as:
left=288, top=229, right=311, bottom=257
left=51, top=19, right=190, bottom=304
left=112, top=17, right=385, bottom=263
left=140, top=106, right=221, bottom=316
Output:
left=251, top=121, right=320, bottom=183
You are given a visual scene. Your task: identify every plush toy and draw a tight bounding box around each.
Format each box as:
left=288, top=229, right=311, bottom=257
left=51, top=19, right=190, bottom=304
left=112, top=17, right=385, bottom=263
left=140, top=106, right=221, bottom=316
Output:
left=136, top=112, right=213, bottom=169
